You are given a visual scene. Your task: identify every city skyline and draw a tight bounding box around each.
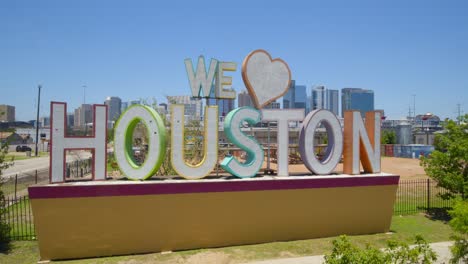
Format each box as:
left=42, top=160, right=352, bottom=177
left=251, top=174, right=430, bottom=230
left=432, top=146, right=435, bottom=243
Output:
left=0, top=83, right=455, bottom=123
left=1, top=1, right=467, bottom=121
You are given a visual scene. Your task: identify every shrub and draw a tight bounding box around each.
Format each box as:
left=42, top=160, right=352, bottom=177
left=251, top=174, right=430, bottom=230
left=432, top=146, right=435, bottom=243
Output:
left=449, top=199, right=468, bottom=263
left=324, top=235, right=437, bottom=264
left=0, top=140, right=13, bottom=248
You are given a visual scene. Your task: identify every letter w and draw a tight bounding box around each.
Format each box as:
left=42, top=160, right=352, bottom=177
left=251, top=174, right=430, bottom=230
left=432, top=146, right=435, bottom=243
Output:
left=185, top=56, right=218, bottom=97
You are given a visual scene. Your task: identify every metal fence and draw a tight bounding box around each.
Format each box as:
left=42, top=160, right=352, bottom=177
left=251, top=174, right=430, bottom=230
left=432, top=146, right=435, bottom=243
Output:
left=66, top=158, right=92, bottom=179
left=393, top=179, right=455, bottom=215
left=2, top=196, right=35, bottom=240
left=1, top=158, right=93, bottom=200
left=1, top=169, right=49, bottom=200
left=0, top=178, right=458, bottom=241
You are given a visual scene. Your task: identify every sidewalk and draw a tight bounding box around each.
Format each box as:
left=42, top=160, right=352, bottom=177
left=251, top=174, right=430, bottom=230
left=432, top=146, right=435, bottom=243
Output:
left=243, top=241, right=453, bottom=264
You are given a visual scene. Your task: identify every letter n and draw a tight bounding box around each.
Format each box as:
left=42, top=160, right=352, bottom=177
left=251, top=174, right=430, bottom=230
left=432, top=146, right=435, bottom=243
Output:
left=343, top=111, right=381, bottom=174
left=50, top=102, right=107, bottom=183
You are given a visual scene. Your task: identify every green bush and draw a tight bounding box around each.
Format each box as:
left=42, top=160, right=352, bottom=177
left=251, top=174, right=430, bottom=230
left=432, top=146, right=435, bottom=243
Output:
left=449, top=199, right=468, bottom=263
left=0, top=140, right=13, bottom=249
left=0, top=191, right=10, bottom=247
left=324, top=235, right=437, bottom=264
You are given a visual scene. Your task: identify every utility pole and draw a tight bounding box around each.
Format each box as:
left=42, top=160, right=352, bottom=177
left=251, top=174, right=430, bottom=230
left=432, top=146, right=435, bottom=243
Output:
left=35, top=85, right=41, bottom=156
left=83, top=85, right=87, bottom=135
left=412, top=94, right=416, bottom=120
left=457, top=103, right=461, bottom=124
left=83, top=85, right=87, bottom=104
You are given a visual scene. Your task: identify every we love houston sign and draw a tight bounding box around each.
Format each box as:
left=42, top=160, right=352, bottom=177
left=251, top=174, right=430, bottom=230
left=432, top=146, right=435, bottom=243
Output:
left=49, top=49, right=381, bottom=183
left=31, top=50, right=397, bottom=261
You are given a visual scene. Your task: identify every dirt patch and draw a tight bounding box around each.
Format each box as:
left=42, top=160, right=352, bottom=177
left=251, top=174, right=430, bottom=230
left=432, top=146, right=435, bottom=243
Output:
left=116, top=252, right=232, bottom=264
left=380, top=157, right=428, bottom=179
left=183, top=252, right=232, bottom=264
left=278, top=251, right=297, bottom=258
left=262, top=157, right=428, bottom=180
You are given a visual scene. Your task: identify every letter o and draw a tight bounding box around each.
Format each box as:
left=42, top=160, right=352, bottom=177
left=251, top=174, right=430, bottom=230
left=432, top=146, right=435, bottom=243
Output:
left=299, top=109, right=343, bottom=175
left=114, top=105, right=166, bottom=180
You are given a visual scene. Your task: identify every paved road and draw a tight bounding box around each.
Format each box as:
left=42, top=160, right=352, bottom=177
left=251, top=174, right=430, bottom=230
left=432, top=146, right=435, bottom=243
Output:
left=244, top=241, right=454, bottom=264
left=2, top=156, right=50, bottom=179
left=2, top=151, right=92, bottom=179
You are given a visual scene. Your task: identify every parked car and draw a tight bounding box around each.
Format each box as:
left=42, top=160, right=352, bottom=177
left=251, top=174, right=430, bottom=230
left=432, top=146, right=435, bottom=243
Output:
left=16, top=145, right=32, bottom=152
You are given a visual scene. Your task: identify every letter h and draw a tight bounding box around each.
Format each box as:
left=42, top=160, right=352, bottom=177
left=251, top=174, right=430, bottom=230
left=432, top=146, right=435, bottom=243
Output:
left=49, top=102, right=107, bottom=183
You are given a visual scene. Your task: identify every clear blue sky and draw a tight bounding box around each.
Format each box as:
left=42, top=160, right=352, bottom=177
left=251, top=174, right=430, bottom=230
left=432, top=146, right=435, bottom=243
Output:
left=1, top=0, right=467, bottom=121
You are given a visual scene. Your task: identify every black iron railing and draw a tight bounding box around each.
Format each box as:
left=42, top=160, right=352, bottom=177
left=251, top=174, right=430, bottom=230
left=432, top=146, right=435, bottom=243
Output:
left=0, top=178, right=458, bottom=241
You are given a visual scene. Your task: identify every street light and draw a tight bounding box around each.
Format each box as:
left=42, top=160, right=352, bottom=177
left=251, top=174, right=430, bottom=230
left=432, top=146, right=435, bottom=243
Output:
left=35, top=85, right=41, bottom=156
left=82, top=85, right=87, bottom=136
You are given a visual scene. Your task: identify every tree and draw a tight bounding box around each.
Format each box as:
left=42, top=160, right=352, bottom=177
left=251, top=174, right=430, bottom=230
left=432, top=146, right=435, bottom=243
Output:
left=420, top=114, right=468, bottom=200
left=381, top=130, right=396, bottom=144
left=0, top=140, right=14, bottom=248
left=448, top=199, right=468, bottom=263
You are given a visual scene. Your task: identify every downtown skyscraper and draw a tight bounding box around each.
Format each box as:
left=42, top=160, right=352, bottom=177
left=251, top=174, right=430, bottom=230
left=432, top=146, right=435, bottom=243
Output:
left=74, top=104, right=92, bottom=128
left=283, top=80, right=307, bottom=111
left=238, top=90, right=253, bottom=108
left=341, top=88, right=374, bottom=117
left=326, top=89, right=339, bottom=116
left=310, top=86, right=339, bottom=116
left=104, top=96, right=122, bottom=123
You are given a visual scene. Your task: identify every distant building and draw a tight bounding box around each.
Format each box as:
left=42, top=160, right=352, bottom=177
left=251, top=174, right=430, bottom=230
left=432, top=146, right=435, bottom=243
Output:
left=295, top=84, right=307, bottom=110
left=0, top=131, right=26, bottom=145
left=306, top=95, right=312, bottom=112
left=16, top=127, right=50, bottom=144
left=0, top=105, right=15, bottom=122
left=0, top=121, right=33, bottom=130
left=67, top=113, right=74, bottom=128
left=238, top=90, right=253, bottom=108
left=104, top=96, right=122, bottom=123
left=283, top=80, right=307, bottom=110
left=217, top=99, right=235, bottom=117
left=382, top=112, right=442, bottom=146
left=155, top=103, right=168, bottom=115
left=375, top=109, right=385, bottom=119
left=28, top=120, right=37, bottom=127
left=39, top=117, right=50, bottom=128
left=283, top=80, right=294, bottom=109
left=121, top=102, right=129, bottom=113
left=129, top=100, right=141, bottom=106
left=159, top=103, right=168, bottom=112
left=312, top=86, right=326, bottom=111
left=311, top=86, right=339, bottom=115
left=265, top=101, right=280, bottom=109
left=74, top=104, right=92, bottom=128
left=415, top=113, right=440, bottom=129
left=208, top=88, right=235, bottom=117
left=395, top=121, right=412, bottom=145
left=167, top=95, right=203, bottom=121
left=341, top=88, right=374, bottom=117
left=326, top=89, right=339, bottom=116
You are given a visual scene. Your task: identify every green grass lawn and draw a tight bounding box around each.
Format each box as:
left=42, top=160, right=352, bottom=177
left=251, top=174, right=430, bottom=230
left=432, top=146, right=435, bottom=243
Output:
left=393, top=180, right=456, bottom=215
left=5, top=151, right=48, bottom=161
left=0, top=213, right=453, bottom=264
left=4, top=197, right=35, bottom=240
